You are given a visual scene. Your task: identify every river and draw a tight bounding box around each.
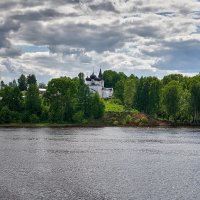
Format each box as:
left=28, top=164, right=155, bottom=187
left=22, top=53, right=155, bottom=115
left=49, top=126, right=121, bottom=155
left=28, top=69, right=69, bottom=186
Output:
left=0, top=127, right=200, bottom=200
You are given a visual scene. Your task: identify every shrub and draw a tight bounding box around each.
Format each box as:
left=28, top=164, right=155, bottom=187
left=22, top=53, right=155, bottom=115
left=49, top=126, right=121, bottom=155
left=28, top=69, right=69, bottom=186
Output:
left=125, top=115, right=132, bottom=124
left=104, top=101, right=124, bottom=112
left=72, top=111, right=84, bottom=123
left=21, top=111, right=31, bottom=123
left=11, top=111, right=21, bottom=123
left=0, top=106, right=12, bottom=123
left=29, top=114, right=39, bottom=123
left=140, top=117, right=149, bottom=125
left=109, top=98, right=122, bottom=105
left=113, top=120, right=119, bottom=126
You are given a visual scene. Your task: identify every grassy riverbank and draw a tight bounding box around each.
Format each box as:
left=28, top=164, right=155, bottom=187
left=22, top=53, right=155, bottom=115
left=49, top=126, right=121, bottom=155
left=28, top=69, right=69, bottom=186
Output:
left=0, top=101, right=199, bottom=128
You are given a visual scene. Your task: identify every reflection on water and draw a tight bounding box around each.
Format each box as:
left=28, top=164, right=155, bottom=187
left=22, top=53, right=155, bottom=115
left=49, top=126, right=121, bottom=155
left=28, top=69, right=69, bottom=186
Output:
left=0, top=127, right=200, bottom=200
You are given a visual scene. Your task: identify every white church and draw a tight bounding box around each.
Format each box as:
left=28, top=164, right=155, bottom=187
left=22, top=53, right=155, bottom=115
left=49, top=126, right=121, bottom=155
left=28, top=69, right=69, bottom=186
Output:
left=86, top=69, right=113, bottom=99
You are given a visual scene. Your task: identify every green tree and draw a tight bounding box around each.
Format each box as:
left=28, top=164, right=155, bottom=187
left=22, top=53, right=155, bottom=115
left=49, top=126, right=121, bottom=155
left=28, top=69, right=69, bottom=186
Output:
left=124, top=78, right=136, bottom=108
left=0, top=81, right=6, bottom=89
left=162, top=81, right=181, bottom=121
left=77, top=75, right=92, bottom=118
left=103, top=70, right=127, bottom=88
left=134, top=77, right=161, bottom=116
left=1, top=86, right=23, bottom=112
left=27, top=74, right=37, bottom=86
left=18, top=74, right=27, bottom=91
left=135, top=77, right=149, bottom=113
left=114, top=79, right=125, bottom=102
left=91, top=93, right=105, bottom=119
left=25, top=84, right=42, bottom=116
left=72, top=111, right=84, bottom=123
left=179, top=89, right=191, bottom=122
left=163, top=74, right=184, bottom=85
left=147, top=78, right=161, bottom=115
left=45, top=77, right=78, bottom=123
left=190, top=80, right=200, bottom=123
left=0, top=106, right=12, bottom=124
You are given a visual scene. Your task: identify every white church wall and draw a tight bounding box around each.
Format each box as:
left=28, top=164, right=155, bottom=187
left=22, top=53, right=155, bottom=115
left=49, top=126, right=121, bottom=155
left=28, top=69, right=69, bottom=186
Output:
left=86, top=81, right=91, bottom=85
left=89, top=85, right=103, bottom=98
left=102, top=88, right=113, bottom=99
left=85, top=70, right=113, bottom=99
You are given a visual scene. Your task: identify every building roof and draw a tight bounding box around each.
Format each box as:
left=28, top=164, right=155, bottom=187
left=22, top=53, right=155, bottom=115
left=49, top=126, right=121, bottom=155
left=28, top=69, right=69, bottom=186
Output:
left=98, top=68, right=103, bottom=80
left=86, top=77, right=91, bottom=81
left=94, top=77, right=101, bottom=81
left=90, top=72, right=96, bottom=79
left=39, top=88, right=47, bottom=92
left=86, top=69, right=103, bottom=81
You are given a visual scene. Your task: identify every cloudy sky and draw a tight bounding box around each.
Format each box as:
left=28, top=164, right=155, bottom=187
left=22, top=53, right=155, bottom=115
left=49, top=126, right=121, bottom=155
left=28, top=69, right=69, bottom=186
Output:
left=0, top=0, right=200, bottom=83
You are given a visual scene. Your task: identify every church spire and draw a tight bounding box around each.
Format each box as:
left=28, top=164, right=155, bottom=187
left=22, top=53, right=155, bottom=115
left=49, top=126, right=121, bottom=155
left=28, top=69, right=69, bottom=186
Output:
left=98, top=68, right=103, bottom=80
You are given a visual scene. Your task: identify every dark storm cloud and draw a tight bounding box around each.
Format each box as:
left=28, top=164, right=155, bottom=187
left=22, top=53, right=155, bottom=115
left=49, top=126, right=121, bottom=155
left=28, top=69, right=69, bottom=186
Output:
left=49, top=46, right=84, bottom=55
left=89, top=2, right=118, bottom=13
left=0, top=48, right=21, bottom=58
left=145, top=39, right=200, bottom=72
left=0, top=20, right=20, bottom=35
left=0, top=2, right=17, bottom=10
left=0, top=0, right=79, bottom=11
left=1, top=59, right=17, bottom=74
left=17, top=22, right=124, bottom=53
left=127, top=25, right=164, bottom=39
left=11, top=9, right=64, bottom=21
left=0, top=20, right=21, bottom=57
left=0, top=0, right=43, bottom=10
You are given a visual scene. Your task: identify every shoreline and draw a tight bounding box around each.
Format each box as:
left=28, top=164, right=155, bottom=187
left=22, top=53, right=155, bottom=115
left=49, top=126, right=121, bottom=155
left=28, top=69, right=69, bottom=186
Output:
left=0, top=123, right=200, bottom=128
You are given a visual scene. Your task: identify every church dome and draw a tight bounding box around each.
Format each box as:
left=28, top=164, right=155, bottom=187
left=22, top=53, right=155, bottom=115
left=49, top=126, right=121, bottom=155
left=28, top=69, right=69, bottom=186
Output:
left=94, top=77, right=101, bottom=81
left=90, top=73, right=96, bottom=79
left=86, top=77, right=91, bottom=81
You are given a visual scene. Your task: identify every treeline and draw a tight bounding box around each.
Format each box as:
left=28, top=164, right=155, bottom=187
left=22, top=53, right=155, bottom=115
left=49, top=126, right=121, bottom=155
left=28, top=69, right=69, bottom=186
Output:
left=1, top=70, right=200, bottom=125
left=0, top=73, right=104, bottom=124
left=103, top=70, right=200, bottom=124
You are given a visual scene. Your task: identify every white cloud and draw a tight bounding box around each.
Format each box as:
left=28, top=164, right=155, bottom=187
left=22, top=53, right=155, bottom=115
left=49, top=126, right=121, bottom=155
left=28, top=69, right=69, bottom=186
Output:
left=0, top=0, right=200, bottom=82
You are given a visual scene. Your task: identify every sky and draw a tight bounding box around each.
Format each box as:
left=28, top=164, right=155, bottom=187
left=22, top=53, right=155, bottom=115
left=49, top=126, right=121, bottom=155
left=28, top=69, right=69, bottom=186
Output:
left=0, top=0, right=200, bottom=83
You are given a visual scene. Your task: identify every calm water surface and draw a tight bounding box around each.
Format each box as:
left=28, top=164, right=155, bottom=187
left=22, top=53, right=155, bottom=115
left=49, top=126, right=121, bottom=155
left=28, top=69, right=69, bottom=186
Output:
left=0, top=127, right=200, bottom=200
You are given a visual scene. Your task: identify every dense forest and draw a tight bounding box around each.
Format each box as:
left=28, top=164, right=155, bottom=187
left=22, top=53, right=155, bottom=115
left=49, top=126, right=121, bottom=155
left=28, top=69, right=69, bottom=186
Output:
left=0, top=73, right=104, bottom=124
left=102, top=70, right=200, bottom=124
left=0, top=70, right=200, bottom=125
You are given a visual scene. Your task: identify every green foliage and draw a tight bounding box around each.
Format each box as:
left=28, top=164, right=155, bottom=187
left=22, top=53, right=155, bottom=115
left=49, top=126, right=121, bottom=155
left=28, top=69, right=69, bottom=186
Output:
left=104, top=71, right=200, bottom=124
left=0, top=106, right=12, bottom=123
left=1, top=71, right=200, bottom=125
left=73, top=111, right=84, bottom=123
left=179, top=90, right=191, bottom=122
left=44, top=75, right=104, bottom=123
left=135, top=77, right=161, bottom=115
left=190, top=80, right=200, bottom=122
left=18, top=74, right=27, bottom=91
left=44, top=77, right=77, bottom=122
left=1, top=86, right=23, bottom=112
left=114, top=79, right=125, bottom=102
left=163, top=74, right=184, bottom=85
left=162, top=81, right=181, bottom=120
left=113, top=120, right=119, bottom=126
left=91, top=93, right=105, bottom=119
left=29, top=114, right=40, bottom=123
left=27, top=74, right=37, bottom=86
left=140, top=117, right=148, bottom=125
left=25, top=84, right=42, bottom=115
left=104, top=100, right=124, bottom=112
left=124, top=78, right=137, bottom=108
left=125, top=115, right=132, bottom=124
left=0, top=81, right=6, bottom=89
left=103, top=70, right=127, bottom=88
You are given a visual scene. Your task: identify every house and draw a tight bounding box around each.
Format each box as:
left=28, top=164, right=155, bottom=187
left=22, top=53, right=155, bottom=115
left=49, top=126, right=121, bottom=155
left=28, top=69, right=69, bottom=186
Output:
left=39, top=88, right=47, bottom=94
left=86, top=69, right=113, bottom=99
